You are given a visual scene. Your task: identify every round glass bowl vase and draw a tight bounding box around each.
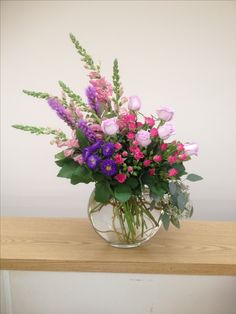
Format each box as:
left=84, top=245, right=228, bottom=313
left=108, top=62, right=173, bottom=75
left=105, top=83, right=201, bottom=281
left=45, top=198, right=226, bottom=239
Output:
left=88, top=188, right=162, bottom=248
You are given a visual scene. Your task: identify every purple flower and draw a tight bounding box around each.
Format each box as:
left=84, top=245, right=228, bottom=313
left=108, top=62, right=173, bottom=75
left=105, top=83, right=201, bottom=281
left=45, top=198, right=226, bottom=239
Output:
left=90, top=140, right=104, bottom=152
left=82, top=147, right=92, bottom=161
left=87, top=154, right=100, bottom=170
left=100, top=159, right=117, bottom=176
left=86, top=86, right=100, bottom=114
left=78, top=119, right=96, bottom=143
left=48, top=98, right=75, bottom=128
left=102, top=143, right=115, bottom=157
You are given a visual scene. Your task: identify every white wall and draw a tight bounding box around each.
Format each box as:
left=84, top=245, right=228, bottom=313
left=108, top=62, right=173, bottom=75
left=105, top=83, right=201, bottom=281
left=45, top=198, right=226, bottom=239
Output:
left=1, top=2, right=236, bottom=314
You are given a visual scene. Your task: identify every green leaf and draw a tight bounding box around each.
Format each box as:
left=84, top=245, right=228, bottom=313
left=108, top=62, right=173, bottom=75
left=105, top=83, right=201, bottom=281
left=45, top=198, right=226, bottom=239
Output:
left=114, top=184, right=132, bottom=203
left=126, top=177, right=139, bottom=190
left=169, top=181, right=177, bottom=195
left=171, top=216, right=180, bottom=228
left=76, top=129, right=89, bottom=149
left=177, top=193, right=187, bottom=211
left=161, top=212, right=170, bottom=230
left=55, top=151, right=65, bottom=159
left=55, top=157, right=71, bottom=167
left=150, top=184, right=166, bottom=199
left=71, top=166, right=93, bottom=184
left=173, top=163, right=186, bottom=176
left=92, top=172, right=107, bottom=182
left=57, top=160, right=78, bottom=178
left=186, top=174, right=203, bottom=182
left=95, top=181, right=112, bottom=203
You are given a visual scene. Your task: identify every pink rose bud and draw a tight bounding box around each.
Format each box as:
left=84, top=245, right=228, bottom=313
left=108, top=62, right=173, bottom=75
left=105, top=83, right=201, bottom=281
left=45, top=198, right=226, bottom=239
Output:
left=135, top=130, right=151, bottom=147
left=149, top=169, right=156, bottom=176
left=160, top=143, right=168, bottom=151
left=114, top=153, right=124, bottom=165
left=127, top=166, right=133, bottom=172
left=115, top=173, right=127, bottom=183
left=144, top=160, right=152, bottom=167
left=127, top=132, right=135, bottom=139
left=158, top=123, right=176, bottom=140
left=128, top=96, right=142, bottom=111
left=168, top=155, right=177, bottom=165
left=145, top=117, right=155, bottom=127
left=114, top=143, right=122, bottom=150
left=168, top=168, right=178, bottom=177
left=153, top=155, right=162, bottom=163
left=150, top=128, right=158, bottom=137
left=156, top=106, right=174, bottom=121
left=101, top=118, right=119, bottom=135
left=177, top=143, right=184, bottom=151
left=179, top=154, right=188, bottom=161
left=184, top=142, right=199, bottom=156
left=122, top=151, right=128, bottom=157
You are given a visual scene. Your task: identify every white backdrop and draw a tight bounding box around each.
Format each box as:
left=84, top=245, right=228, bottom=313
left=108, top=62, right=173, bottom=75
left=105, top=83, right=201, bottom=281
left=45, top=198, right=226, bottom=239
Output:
left=1, top=2, right=236, bottom=314
left=1, top=0, right=236, bottom=219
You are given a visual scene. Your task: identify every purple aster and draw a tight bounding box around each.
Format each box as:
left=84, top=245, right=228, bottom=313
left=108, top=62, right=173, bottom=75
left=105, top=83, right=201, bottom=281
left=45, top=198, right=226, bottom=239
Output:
left=86, top=85, right=100, bottom=114
left=78, top=119, right=96, bottom=143
left=87, top=154, right=100, bottom=170
left=48, top=98, right=75, bottom=128
left=90, top=140, right=104, bottom=152
left=102, top=142, right=115, bottom=157
left=100, top=159, right=117, bottom=176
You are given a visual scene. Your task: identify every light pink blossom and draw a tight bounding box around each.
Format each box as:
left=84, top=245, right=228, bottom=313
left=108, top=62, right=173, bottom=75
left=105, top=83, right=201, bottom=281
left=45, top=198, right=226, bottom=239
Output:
left=135, top=130, right=151, bottom=147
left=101, top=118, right=119, bottom=135
left=128, top=96, right=142, bottom=111
left=158, top=123, right=176, bottom=140
left=184, top=142, right=199, bottom=156
left=157, top=106, right=174, bottom=121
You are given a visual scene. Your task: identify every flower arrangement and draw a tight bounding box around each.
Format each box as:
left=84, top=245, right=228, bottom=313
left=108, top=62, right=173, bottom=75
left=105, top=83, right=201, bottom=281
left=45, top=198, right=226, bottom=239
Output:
left=13, top=34, right=202, bottom=246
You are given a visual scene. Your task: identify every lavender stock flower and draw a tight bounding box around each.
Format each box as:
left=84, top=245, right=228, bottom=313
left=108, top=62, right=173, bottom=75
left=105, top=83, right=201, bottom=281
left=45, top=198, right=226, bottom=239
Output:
left=48, top=98, right=75, bottom=128
left=78, top=119, right=96, bottom=143
left=86, top=85, right=100, bottom=114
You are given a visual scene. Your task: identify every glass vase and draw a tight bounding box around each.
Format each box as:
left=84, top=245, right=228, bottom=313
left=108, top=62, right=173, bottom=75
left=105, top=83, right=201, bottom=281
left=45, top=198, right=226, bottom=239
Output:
left=88, top=188, right=162, bottom=248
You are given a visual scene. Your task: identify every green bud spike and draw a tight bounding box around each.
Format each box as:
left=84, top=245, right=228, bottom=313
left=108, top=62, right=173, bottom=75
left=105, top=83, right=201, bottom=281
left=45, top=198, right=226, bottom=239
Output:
left=22, top=90, right=50, bottom=99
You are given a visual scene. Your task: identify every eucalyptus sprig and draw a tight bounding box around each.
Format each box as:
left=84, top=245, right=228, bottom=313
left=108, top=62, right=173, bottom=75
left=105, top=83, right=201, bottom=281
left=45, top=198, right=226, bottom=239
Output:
left=69, top=33, right=99, bottom=72
left=12, top=124, right=67, bottom=141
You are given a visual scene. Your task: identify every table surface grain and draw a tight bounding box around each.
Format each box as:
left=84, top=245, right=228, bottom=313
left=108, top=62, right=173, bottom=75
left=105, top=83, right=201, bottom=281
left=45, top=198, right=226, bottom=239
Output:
left=1, top=217, right=236, bottom=275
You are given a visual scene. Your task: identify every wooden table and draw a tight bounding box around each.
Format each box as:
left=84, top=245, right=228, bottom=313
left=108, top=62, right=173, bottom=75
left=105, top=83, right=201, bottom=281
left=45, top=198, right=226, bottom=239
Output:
left=1, top=217, right=236, bottom=275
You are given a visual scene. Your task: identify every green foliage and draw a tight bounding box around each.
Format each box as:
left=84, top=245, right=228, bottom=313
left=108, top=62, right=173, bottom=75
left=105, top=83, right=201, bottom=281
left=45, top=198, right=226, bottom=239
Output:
left=57, top=160, right=78, bottom=178
left=173, top=163, right=186, bottom=177
left=69, top=33, right=98, bottom=71
left=114, top=184, right=132, bottom=203
left=171, top=216, right=180, bottom=228
left=23, top=89, right=50, bottom=99
left=12, top=125, right=67, bottom=140
left=186, top=174, right=203, bottom=182
left=126, top=177, right=139, bottom=190
left=112, top=59, right=122, bottom=109
left=161, top=212, right=170, bottom=230
left=58, top=81, right=87, bottom=108
left=71, top=166, right=93, bottom=184
left=55, top=151, right=66, bottom=160
left=95, top=181, right=112, bottom=203
left=76, top=128, right=89, bottom=149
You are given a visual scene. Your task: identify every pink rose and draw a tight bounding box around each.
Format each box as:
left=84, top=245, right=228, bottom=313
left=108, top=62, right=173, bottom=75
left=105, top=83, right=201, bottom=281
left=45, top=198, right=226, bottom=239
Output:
left=157, top=106, right=174, bottom=121
left=101, top=118, right=119, bottom=135
left=168, top=168, right=178, bottom=177
left=114, top=153, right=124, bottom=165
left=127, top=132, right=135, bottom=139
left=184, top=142, right=199, bottom=156
left=114, top=143, right=122, bottom=150
left=128, top=96, right=142, bottom=111
left=145, top=117, right=155, bottom=127
left=178, top=154, right=188, bottom=161
left=143, top=160, right=151, bottom=167
left=127, top=166, right=133, bottom=172
left=158, top=123, right=176, bottom=140
left=149, top=169, right=156, bottom=176
left=153, top=155, right=162, bottom=163
left=150, top=128, right=158, bottom=137
left=168, top=155, right=177, bottom=165
left=160, top=143, right=168, bottom=151
left=115, top=173, right=127, bottom=183
left=122, top=151, right=128, bottom=157
left=135, top=130, right=151, bottom=147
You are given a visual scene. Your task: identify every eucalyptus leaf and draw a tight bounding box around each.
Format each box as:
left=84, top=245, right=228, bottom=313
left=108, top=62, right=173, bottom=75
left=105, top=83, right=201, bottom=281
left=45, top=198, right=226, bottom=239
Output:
left=171, top=216, right=180, bottom=228
left=161, top=212, right=170, bottom=230
left=186, top=174, right=203, bottom=182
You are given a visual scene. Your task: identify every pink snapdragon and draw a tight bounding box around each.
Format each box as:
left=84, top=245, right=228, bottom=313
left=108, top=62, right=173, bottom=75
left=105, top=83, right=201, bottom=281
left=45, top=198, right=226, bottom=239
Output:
left=64, top=149, right=74, bottom=157
left=73, top=154, right=84, bottom=165
left=90, top=77, right=112, bottom=103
